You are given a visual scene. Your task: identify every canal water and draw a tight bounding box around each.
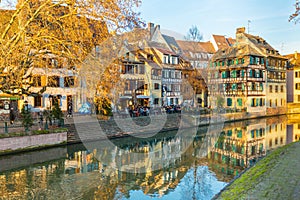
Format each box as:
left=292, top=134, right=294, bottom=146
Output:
left=0, top=115, right=299, bottom=200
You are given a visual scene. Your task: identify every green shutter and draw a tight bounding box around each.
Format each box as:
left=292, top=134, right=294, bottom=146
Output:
left=251, top=130, right=255, bottom=138
left=249, top=69, right=253, bottom=77
left=232, top=83, right=237, bottom=90
left=222, top=71, right=226, bottom=78
left=250, top=56, right=254, bottom=65
left=237, top=98, right=243, bottom=106
left=241, top=70, right=245, bottom=77
left=237, top=130, right=243, bottom=138
left=231, top=70, right=237, bottom=78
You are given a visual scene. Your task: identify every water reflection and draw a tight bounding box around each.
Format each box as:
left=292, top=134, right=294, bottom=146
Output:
left=0, top=115, right=299, bottom=200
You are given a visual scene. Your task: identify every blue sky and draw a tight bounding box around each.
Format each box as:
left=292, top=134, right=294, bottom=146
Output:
left=139, top=0, right=300, bottom=54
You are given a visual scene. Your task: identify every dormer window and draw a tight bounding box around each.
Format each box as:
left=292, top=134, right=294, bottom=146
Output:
left=147, top=54, right=153, bottom=61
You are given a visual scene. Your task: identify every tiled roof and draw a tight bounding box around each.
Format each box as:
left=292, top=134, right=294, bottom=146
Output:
left=212, top=34, right=231, bottom=49
left=146, top=61, right=162, bottom=69
left=212, top=44, right=263, bottom=60
left=284, top=53, right=300, bottom=67
left=155, top=47, right=178, bottom=56
left=177, top=40, right=215, bottom=54
left=226, top=37, right=236, bottom=46
left=162, top=34, right=181, bottom=53
left=243, top=33, right=275, bottom=51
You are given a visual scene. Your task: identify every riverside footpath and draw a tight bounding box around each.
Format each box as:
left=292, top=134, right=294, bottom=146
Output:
left=214, top=141, right=300, bottom=200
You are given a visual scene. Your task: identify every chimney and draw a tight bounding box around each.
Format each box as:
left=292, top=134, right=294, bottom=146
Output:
left=148, top=22, right=155, bottom=37
left=236, top=27, right=246, bottom=34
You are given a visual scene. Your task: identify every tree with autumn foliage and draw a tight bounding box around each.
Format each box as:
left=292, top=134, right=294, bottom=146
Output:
left=0, top=0, right=142, bottom=97
left=180, top=26, right=208, bottom=107
left=289, top=0, right=300, bottom=23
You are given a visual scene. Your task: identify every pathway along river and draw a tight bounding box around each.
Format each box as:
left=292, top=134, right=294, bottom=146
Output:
left=0, top=115, right=298, bottom=200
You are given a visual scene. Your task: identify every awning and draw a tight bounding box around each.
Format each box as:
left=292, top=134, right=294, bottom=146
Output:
left=0, top=93, right=20, bottom=100
left=136, top=95, right=150, bottom=99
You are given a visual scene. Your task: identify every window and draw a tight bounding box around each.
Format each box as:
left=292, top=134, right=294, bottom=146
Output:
left=34, top=95, right=42, bottom=107
left=163, top=55, right=169, bottom=64
left=154, top=83, right=160, bottom=90
left=251, top=98, right=256, bottom=107
left=173, top=84, right=180, bottom=92
left=139, top=65, right=145, bottom=74
left=163, top=70, right=169, bottom=78
left=250, top=56, right=254, bottom=65
left=232, top=83, right=237, bottom=91
left=281, top=85, right=284, bottom=93
left=269, top=99, right=272, bottom=107
left=154, top=98, right=159, bottom=105
left=275, top=99, right=278, bottom=106
left=298, top=95, right=300, bottom=102
left=64, top=77, right=75, bottom=87
left=259, top=98, right=264, bottom=106
left=249, top=69, right=253, bottom=77
left=251, top=130, right=255, bottom=138
left=147, top=54, right=153, bottom=61
left=296, top=83, right=300, bottom=90
left=269, top=85, right=273, bottom=93
left=296, top=72, right=299, bottom=78
left=231, top=70, right=237, bottom=78
left=32, top=76, right=42, bottom=87
left=227, top=98, right=232, bottom=106
left=48, top=76, right=60, bottom=87
left=275, top=85, right=278, bottom=93
left=171, top=71, right=175, bottom=78
left=171, top=57, right=178, bottom=65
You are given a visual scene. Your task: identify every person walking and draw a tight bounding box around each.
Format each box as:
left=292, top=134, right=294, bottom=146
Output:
left=9, top=107, right=15, bottom=125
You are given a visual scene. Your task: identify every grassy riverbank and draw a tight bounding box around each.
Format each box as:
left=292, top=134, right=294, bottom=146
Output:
left=215, top=141, right=300, bottom=200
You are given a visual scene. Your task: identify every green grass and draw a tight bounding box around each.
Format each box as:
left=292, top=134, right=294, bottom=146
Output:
left=218, top=142, right=297, bottom=200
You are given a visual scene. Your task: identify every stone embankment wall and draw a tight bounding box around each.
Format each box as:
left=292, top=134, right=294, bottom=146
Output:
left=0, top=132, right=67, bottom=152
left=66, top=111, right=286, bottom=143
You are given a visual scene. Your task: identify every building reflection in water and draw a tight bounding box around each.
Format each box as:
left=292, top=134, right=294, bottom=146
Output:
left=0, top=115, right=298, bottom=199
